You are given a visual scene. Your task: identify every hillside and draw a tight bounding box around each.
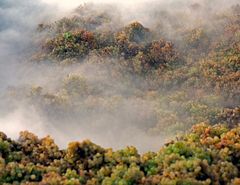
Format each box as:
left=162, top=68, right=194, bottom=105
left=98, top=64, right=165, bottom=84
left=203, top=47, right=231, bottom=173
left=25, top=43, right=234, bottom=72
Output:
left=0, top=1, right=239, bottom=184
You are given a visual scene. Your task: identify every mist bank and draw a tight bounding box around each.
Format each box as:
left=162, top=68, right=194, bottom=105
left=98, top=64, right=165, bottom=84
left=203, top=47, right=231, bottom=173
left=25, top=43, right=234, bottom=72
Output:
left=0, top=0, right=239, bottom=152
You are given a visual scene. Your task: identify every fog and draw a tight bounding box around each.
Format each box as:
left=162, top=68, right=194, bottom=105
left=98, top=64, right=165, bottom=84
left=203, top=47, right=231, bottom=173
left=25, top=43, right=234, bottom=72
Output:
left=0, top=0, right=238, bottom=152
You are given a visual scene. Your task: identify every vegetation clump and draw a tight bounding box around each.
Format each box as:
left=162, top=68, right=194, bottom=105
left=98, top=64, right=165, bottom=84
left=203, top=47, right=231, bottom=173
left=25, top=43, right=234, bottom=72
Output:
left=41, top=21, right=179, bottom=73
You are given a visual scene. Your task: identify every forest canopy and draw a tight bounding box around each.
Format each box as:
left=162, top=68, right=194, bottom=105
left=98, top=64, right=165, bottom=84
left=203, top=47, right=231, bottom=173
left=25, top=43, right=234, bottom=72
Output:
left=0, top=0, right=239, bottom=184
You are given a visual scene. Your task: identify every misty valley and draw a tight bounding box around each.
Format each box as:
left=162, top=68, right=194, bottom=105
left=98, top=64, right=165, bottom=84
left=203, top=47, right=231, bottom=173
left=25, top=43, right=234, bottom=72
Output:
left=0, top=0, right=239, bottom=184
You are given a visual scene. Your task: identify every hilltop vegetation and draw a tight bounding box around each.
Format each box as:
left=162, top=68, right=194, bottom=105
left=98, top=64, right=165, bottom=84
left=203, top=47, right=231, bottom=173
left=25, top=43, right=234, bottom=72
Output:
left=1, top=123, right=240, bottom=184
left=24, top=3, right=240, bottom=134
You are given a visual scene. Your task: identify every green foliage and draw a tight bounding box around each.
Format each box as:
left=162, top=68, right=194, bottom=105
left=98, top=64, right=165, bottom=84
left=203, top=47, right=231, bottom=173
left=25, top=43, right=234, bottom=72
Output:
left=1, top=123, right=240, bottom=184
